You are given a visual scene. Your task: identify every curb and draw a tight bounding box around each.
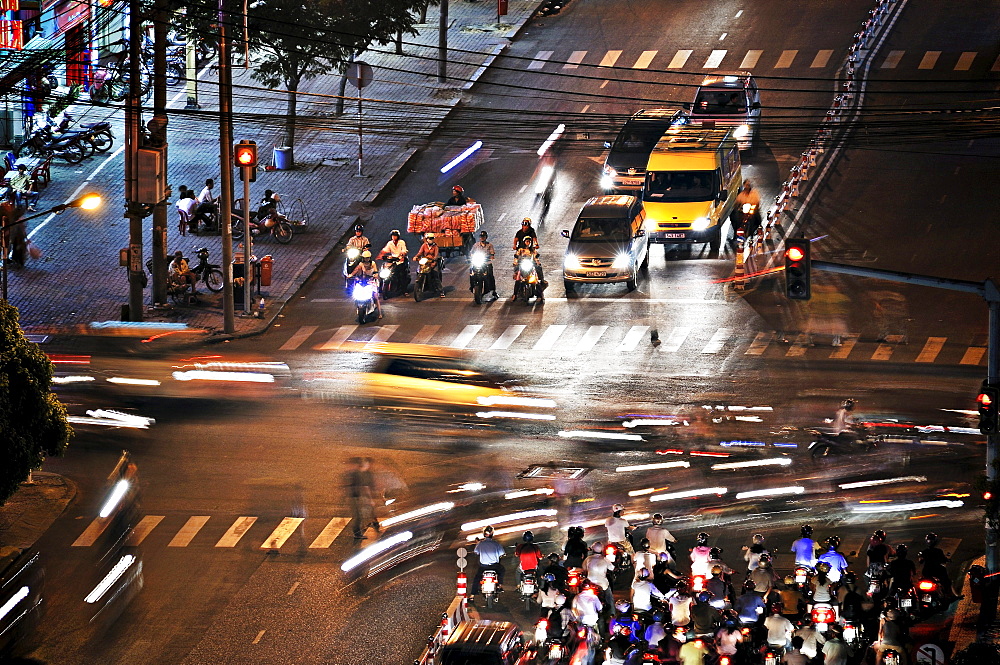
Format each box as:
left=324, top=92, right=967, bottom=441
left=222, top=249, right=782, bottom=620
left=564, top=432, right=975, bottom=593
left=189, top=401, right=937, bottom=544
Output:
left=0, top=472, right=78, bottom=559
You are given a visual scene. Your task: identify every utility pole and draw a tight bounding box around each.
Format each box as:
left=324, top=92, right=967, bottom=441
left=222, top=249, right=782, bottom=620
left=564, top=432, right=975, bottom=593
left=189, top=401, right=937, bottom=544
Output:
left=218, top=0, right=235, bottom=333
left=437, top=0, right=448, bottom=83
left=149, top=0, right=169, bottom=306
left=124, top=0, right=145, bottom=321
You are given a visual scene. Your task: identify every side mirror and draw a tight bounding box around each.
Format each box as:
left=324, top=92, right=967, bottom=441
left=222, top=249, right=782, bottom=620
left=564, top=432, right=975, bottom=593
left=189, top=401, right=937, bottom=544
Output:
left=603, top=141, right=612, bottom=149
left=560, top=230, right=570, bottom=238
left=635, top=229, right=646, bottom=238
left=750, top=101, right=761, bottom=110
left=718, top=190, right=728, bottom=202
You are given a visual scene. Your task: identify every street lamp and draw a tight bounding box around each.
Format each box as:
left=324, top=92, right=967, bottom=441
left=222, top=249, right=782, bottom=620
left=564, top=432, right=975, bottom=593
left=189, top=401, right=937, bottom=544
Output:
left=1, top=193, right=103, bottom=301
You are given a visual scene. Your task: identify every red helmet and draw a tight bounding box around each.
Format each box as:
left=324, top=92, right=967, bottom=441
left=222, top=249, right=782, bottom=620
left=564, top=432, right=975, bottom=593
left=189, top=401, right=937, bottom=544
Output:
left=452, top=185, right=464, bottom=193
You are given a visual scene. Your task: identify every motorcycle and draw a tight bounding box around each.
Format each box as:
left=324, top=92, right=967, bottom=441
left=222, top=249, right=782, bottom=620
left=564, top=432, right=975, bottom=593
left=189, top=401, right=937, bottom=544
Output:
left=378, top=255, right=409, bottom=299
left=604, top=543, right=633, bottom=591
left=16, top=123, right=90, bottom=164
left=761, top=645, right=782, bottom=665
left=810, top=603, right=837, bottom=633
left=808, top=425, right=880, bottom=459
left=566, top=567, right=583, bottom=596
left=343, top=246, right=363, bottom=282
left=52, top=113, right=115, bottom=154
left=188, top=247, right=224, bottom=292
left=734, top=202, right=761, bottom=242
left=512, top=256, right=543, bottom=304
left=469, top=251, right=491, bottom=304
left=519, top=570, right=537, bottom=611
left=866, top=563, right=889, bottom=598
left=841, top=619, right=864, bottom=652
left=350, top=277, right=379, bottom=324
left=794, top=565, right=813, bottom=588
left=915, top=577, right=945, bottom=615
left=481, top=569, right=499, bottom=609
left=883, top=647, right=902, bottom=665
left=413, top=257, right=442, bottom=302
left=231, top=211, right=293, bottom=244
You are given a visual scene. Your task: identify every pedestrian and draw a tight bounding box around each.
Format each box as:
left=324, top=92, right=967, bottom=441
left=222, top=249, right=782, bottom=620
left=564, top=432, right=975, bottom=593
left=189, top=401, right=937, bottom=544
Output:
left=9, top=164, right=40, bottom=211
left=169, top=250, right=197, bottom=291
left=346, top=457, right=380, bottom=540
left=3, top=202, right=28, bottom=267
left=193, top=178, right=217, bottom=230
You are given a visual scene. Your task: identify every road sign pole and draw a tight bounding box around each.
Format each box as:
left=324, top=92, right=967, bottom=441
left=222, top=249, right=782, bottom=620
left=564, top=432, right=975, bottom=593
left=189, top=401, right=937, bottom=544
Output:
left=243, top=170, right=252, bottom=315
left=357, top=95, right=363, bottom=177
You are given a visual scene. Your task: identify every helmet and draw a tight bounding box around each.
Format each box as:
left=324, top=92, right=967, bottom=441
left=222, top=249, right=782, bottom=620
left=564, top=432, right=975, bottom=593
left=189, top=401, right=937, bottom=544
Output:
left=592, top=541, right=604, bottom=554
left=801, top=524, right=813, bottom=538
left=752, top=534, right=764, bottom=545
left=615, top=600, right=631, bottom=614
left=896, top=544, right=908, bottom=557
left=638, top=567, right=651, bottom=580
left=521, top=217, right=532, bottom=225
left=698, top=591, right=712, bottom=603
left=709, top=547, right=723, bottom=560
left=361, top=250, right=372, bottom=261
left=659, top=552, right=670, bottom=563
left=479, top=230, right=488, bottom=238
left=483, top=525, right=494, bottom=537
left=711, top=565, right=724, bottom=576
left=452, top=185, right=464, bottom=193
left=612, top=503, right=624, bottom=513
left=697, top=532, right=710, bottom=546
left=543, top=573, right=556, bottom=583
left=390, top=229, right=400, bottom=237
left=872, top=529, right=886, bottom=542
left=568, top=526, right=584, bottom=539
left=758, top=553, right=772, bottom=566
left=639, top=538, right=650, bottom=551
left=651, top=612, right=664, bottom=623
left=555, top=593, right=567, bottom=605
left=652, top=513, right=663, bottom=524
left=925, top=532, right=939, bottom=545
left=827, top=535, right=841, bottom=549
left=548, top=552, right=560, bottom=562
left=520, top=236, right=533, bottom=248
left=816, top=561, right=831, bottom=573
left=842, top=399, right=855, bottom=410
left=783, top=575, right=795, bottom=586
left=523, top=531, right=534, bottom=543
left=354, top=223, right=364, bottom=233
left=886, top=609, right=900, bottom=621
left=425, top=233, right=435, bottom=241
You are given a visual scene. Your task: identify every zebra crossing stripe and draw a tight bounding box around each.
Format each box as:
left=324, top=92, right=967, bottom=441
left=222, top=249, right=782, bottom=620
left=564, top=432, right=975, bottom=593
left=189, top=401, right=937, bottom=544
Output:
left=527, top=51, right=553, bottom=70
left=918, top=51, right=941, bottom=69
left=744, top=331, right=773, bottom=356
left=533, top=325, right=567, bottom=351
left=599, top=50, right=622, bottom=67
left=619, top=326, right=649, bottom=352
left=662, top=326, right=691, bottom=353
left=411, top=324, right=440, bottom=345
left=491, top=325, right=526, bottom=350
left=881, top=50, right=904, bottom=69
left=215, top=516, right=258, bottom=547
left=564, top=51, right=587, bottom=69
left=364, top=325, right=399, bottom=348
left=871, top=343, right=895, bottom=361
left=127, top=515, right=164, bottom=546
left=774, top=50, right=798, bottom=68
left=309, top=518, right=352, bottom=548
left=992, top=54, right=1000, bottom=72
left=575, top=326, right=609, bottom=353
left=317, top=325, right=357, bottom=350
left=667, top=50, right=692, bottom=69
left=633, top=50, right=657, bottom=69
left=451, top=324, right=483, bottom=349
left=261, top=517, right=305, bottom=549
left=915, top=337, right=946, bottom=363
left=279, top=325, right=317, bottom=351
left=701, top=328, right=732, bottom=354
left=72, top=517, right=110, bottom=547
left=955, top=51, right=976, bottom=71
left=704, top=50, right=727, bottom=68
left=786, top=333, right=811, bottom=357
left=168, top=516, right=211, bottom=547
left=960, top=346, right=986, bottom=365
left=739, top=50, right=762, bottom=69
left=828, top=335, right=859, bottom=360
left=811, top=50, right=833, bottom=68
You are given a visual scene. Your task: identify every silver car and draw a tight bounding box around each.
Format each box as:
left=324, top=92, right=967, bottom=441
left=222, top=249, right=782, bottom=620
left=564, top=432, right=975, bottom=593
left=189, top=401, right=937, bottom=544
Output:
left=562, top=195, right=648, bottom=292
left=689, top=72, right=761, bottom=151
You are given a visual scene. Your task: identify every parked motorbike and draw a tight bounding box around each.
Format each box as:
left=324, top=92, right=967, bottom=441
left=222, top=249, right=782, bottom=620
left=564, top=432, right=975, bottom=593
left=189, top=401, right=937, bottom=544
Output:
left=231, top=212, right=293, bottom=244
left=53, top=113, right=115, bottom=153
left=378, top=255, right=409, bottom=299
left=188, top=247, right=224, bottom=292
left=413, top=257, right=442, bottom=302
left=469, top=251, right=491, bottom=304
left=519, top=570, right=537, bottom=611
left=512, top=256, right=543, bottom=304
left=808, top=425, right=879, bottom=459
left=16, top=124, right=89, bottom=164
left=350, top=277, right=379, bottom=324
left=481, top=569, right=499, bottom=609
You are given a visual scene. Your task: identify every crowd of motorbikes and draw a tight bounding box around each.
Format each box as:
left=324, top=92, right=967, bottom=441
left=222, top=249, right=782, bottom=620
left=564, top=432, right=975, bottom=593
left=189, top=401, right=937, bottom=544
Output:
left=466, top=517, right=959, bottom=665
left=16, top=112, right=115, bottom=165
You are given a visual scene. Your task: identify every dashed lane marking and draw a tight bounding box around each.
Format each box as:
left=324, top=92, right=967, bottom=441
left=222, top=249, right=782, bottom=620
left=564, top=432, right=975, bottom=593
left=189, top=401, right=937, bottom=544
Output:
left=811, top=50, right=834, bottom=68
left=786, top=333, right=811, bottom=357
left=619, top=325, right=650, bottom=352
left=662, top=326, right=691, bottom=353
left=828, top=335, right=859, bottom=360
left=127, top=515, right=164, bottom=546
left=72, top=517, right=110, bottom=547
left=564, top=50, right=587, bottom=69
left=915, top=337, right=946, bottom=363
left=317, top=325, right=357, bottom=350
left=411, top=324, right=440, bottom=345
left=871, top=343, right=895, bottom=361
left=527, top=50, right=553, bottom=70
left=918, top=51, right=941, bottom=69
left=574, top=325, right=608, bottom=354
left=704, top=49, right=727, bottom=68
left=701, top=327, right=732, bottom=354
left=774, top=50, right=798, bottom=68
left=450, top=324, right=483, bottom=349
left=364, top=325, right=398, bottom=348
left=491, top=325, right=526, bottom=350
left=744, top=331, right=773, bottom=356
left=633, top=50, right=657, bottom=69
left=599, top=50, right=622, bottom=68
left=955, top=51, right=976, bottom=71
left=960, top=346, right=986, bottom=365
left=880, top=50, right=904, bottom=69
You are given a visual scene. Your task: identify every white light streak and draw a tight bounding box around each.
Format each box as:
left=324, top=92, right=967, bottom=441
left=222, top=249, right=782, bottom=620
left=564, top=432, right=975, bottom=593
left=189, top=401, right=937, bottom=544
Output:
left=623, top=419, right=684, bottom=428
left=465, top=521, right=558, bottom=541
left=461, top=509, right=558, bottom=532
left=477, top=395, right=557, bottom=408
left=536, top=124, right=565, bottom=156
left=476, top=411, right=557, bottom=421
left=711, top=458, right=792, bottom=471
left=440, top=141, right=483, bottom=174
left=172, top=370, right=275, bottom=383
left=52, top=375, right=96, bottom=384
left=650, top=487, right=727, bottom=502
left=505, top=488, right=555, bottom=500
left=341, top=531, right=414, bottom=572
left=0, top=586, right=29, bottom=621
left=615, top=461, right=691, bottom=473
left=87, top=410, right=155, bottom=428
left=735, top=486, right=805, bottom=500
left=380, top=502, right=454, bottom=528
left=851, top=500, right=964, bottom=513
left=558, top=430, right=644, bottom=442
left=99, top=479, right=130, bottom=517
left=84, top=554, right=137, bottom=603
left=107, top=377, right=161, bottom=386
left=838, top=476, right=927, bottom=490
left=447, top=482, right=486, bottom=493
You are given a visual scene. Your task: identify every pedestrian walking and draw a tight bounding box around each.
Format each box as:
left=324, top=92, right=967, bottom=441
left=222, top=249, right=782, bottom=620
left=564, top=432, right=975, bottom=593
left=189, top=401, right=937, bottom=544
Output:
left=347, top=457, right=380, bottom=539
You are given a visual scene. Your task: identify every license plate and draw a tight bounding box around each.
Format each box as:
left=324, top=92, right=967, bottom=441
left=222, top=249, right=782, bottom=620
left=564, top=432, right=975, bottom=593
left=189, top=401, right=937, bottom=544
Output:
left=901, top=598, right=913, bottom=608
left=795, top=574, right=806, bottom=584
left=590, top=271, right=607, bottom=277
left=523, top=582, right=535, bottom=594
left=623, top=178, right=643, bottom=186
left=482, top=580, right=495, bottom=593
left=665, top=233, right=685, bottom=239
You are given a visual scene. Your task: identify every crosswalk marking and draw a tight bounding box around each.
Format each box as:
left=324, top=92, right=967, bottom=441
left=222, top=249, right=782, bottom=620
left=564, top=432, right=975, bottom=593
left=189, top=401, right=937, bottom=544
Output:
left=534, top=324, right=567, bottom=351
left=72, top=517, right=110, bottom=547
left=261, top=517, right=305, bottom=549
left=365, top=325, right=398, bottom=348
left=662, top=326, right=691, bottom=353
left=918, top=51, right=941, bottom=69
left=960, top=346, right=986, bottom=365
left=786, top=333, right=811, bottom=357
left=828, top=335, right=859, bottom=360
left=619, top=325, right=649, bottom=352
left=881, top=50, right=904, bottom=69
left=527, top=50, right=553, bottom=70
left=633, top=50, right=657, bottom=69
left=309, top=517, right=352, bottom=549
left=279, top=325, right=317, bottom=351
left=564, top=50, right=587, bottom=69
left=575, top=325, right=608, bottom=353
left=667, top=50, right=692, bottom=69
left=599, top=50, right=622, bottom=67
left=915, top=337, right=946, bottom=363
left=992, top=54, right=1000, bottom=72
left=739, top=50, right=762, bottom=69
left=451, top=324, right=483, bottom=349
left=317, top=325, right=357, bottom=350
left=168, top=516, right=210, bottom=547
left=811, top=50, right=833, bottom=68
left=411, top=324, right=440, bottom=345
left=701, top=328, right=731, bottom=354
left=215, top=516, right=258, bottom=547
left=871, top=343, right=895, bottom=361
left=745, top=331, right=773, bottom=356
left=127, top=515, right=164, bottom=546
left=704, top=49, right=727, bottom=68
left=491, top=325, right=526, bottom=350
left=774, top=49, right=798, bottom=68
left=955, top=51, right=976, bottom=71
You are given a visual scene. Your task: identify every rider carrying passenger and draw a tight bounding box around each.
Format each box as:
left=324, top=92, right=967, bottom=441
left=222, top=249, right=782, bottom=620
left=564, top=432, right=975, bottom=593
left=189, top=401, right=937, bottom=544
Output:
left=414, top=233, right=445, bottom=297
left=348, top=250, right=382, bottom=319
left=512, top=235, right=544, bottom=302
left=605, top=503, right=633, bottom=555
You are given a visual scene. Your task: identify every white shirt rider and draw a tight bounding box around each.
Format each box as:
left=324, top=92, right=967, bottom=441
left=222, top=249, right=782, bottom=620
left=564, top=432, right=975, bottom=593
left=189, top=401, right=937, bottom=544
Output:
left=645, top=524, right=677, bottom=553
left=583, top=552, right=612, bottom=589
left=631, top=577, right=665, bottom=612
left=572, top=590, right=603, bottom=627
left=380, top=238, right=408, bottom=259
left=606, top=515, right=630, bottom=543
left=690, top=544, right=712, bottom=577
left=832, top=406, right=855, bottom=435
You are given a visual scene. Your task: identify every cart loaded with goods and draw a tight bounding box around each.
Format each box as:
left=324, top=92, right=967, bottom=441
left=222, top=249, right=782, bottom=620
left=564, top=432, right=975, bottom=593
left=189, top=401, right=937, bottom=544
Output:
left=407, top=200, right=484, bottom=256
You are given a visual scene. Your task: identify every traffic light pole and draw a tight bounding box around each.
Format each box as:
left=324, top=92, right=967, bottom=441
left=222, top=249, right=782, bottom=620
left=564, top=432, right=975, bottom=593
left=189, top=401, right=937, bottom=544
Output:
left=242, top=172, right=252, bottom=315
left=812, top=261, right=1000, bottom=573
left=218, top=0, right=235, bottom=333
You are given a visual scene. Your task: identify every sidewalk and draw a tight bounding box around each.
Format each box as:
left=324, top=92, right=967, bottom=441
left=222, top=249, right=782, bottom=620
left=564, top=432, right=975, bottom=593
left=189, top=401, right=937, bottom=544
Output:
left=0, top=472, right=76, bottom=564
left=7, top=1, right=543, bottom=342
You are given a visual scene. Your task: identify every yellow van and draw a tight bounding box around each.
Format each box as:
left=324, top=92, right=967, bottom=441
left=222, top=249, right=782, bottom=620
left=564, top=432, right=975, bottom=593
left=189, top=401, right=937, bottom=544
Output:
left=642, top=128, right=741, bottom=252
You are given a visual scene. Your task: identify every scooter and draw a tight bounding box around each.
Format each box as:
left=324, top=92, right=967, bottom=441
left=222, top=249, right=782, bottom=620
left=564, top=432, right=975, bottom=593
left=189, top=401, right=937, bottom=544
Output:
left=413, top=257, right=442, bottom=302
left=915, top=577, right=946, bottom=616
left=188, top=247, right=224, bottom=292
left=512, top=256, right=543, bottom=304
left=350, top=277, right=379, bottom=324
left=231, top=211, right=293, bottom=244
left=481, top=569, right=499, bottom=609
left=469, top=251, right=492, bottom=304
left=378, top=255, right=409, bottom=299
left=604, top=543, right=633, bottom=591
left=808, top=426, right=879, bottom=459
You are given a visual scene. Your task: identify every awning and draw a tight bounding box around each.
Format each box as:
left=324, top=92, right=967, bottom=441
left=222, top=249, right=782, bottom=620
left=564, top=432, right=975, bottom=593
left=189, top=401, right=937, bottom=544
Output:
left=0, top=34, right=64, bottom=96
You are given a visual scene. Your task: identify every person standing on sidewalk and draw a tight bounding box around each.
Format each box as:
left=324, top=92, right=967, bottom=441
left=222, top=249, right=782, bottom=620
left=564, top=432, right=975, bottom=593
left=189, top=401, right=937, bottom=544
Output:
left=347, top=457, right=380, bottom=540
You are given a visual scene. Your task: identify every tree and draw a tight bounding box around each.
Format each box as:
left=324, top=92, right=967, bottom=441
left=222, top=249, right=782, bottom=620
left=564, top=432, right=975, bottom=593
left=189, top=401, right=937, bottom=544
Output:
left=0, top=299, right=72, bottom=505
left=245, top=0, right=428, bottom=166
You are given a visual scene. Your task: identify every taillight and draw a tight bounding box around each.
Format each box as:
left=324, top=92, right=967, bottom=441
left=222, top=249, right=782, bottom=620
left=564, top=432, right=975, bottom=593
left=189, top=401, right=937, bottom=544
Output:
left=537, top=619, right=548, bottom=628
left=605, top=546, right=616, bottom=556
left=692, top=575, right=706, bottom=592
left=811, top=605, right=836, bottom=624
left=720, top=658, right=731, bottom=665
left=918, top=580, right=937, bottom=592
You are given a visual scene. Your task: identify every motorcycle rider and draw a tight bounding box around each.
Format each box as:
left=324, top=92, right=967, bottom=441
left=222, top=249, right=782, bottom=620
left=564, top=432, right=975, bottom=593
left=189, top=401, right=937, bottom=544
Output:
left=873, top=608, right=909, bottom=665
left=690, top=532, right=713, bottom=578
left=446, top=184, right=468, bottom=206
left=749, top=552, right=777, bottom=601
left=666, top=580, right=694, bottom=627
left=564, top=525, right=589, bottom=568
left=468, top=525, right=505, bottom=603
left=631, top=567, right=665, bottom=613
left=706, top=565, right=731, bottom=609
left=347, top=223, right=370, bottom=252
left=571, top=584, right=604, bottom=629
left=691, top=591, right=721, bottom=637
left=377, top=229, right=408, bottom=263
left=513, top=216, right=539, bottom=250
left=634, top=538, right=657, bottom=582
left=831, top=399, right=858, bottom=444
left=743, top=533, right=769, bottom=571
left=887, top=544, right=916, bottom=595
left=413, top=232, right=445, bottom=297
left=764, top=603, right=794, bottom=648
left=707, top=547, right=734, bottom=580
left=866, top=529, right=895, bottom=583
left=583, top=541, right=615, bottom=608
left=515, top=530, right=544, bottom=581
left=645, top=513, right=677, bottom=555
left=778, top=575, right=807, bottom=621
left=605, top=503, right=634, bottom=555
left=348, top=250, right=382, bottom=319
left=470, top=229, right=499, bottom=299
left=810, top=561, right=836, bottom=610
left=919, top=532, right=961, bottom=599
left=542, top=552, right=568, bottom=591
left=645, top=612, right=668, bottom=647
left=731, top=179, right=762, bottom=238
left=817, top=536, right=849, bottom=583
left=790, top=524, right=818, bottom=569
left=511, top=235, right=545, bottom=302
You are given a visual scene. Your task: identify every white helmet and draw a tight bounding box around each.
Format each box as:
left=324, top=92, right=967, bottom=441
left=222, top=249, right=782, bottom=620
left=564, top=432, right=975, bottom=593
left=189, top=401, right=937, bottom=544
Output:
left=612, top=503, right=624, bottom=513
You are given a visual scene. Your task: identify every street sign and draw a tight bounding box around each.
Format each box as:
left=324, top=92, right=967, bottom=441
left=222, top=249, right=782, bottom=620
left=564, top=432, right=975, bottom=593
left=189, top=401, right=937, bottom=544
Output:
left=346, top=61, right=373, bottom=89
left=498, top=0, right=508, bottom=16
left=457, top=546, right=468, bottom=571
left=915, top=644, right=944, bottom=665
left=457, top=547, right=468, bottom=557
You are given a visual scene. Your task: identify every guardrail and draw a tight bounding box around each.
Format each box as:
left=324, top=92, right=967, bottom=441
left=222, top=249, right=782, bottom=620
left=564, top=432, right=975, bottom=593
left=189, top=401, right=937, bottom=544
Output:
left=414, top=595, right=471, bottom=665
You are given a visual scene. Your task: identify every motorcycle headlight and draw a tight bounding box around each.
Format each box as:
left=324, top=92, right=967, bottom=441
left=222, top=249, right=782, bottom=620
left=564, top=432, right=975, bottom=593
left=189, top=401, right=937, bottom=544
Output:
left=564, top=254, right=581, bottom=270
left=470, top=253, right=486, bottom=269
left=379, top=268, right=391, bottom=279
left=346, top=247, right=360, bottom=260
left=419, top=257, right=428, bottom=266
left=520, top=259, right=534, bottom=272
left=692, top=216, right=711, bottom=231
left=352, top=284, right=374, bottom=300
left=612, top=253, right=630, bottom=270
left=733, top=124, right=751, bottom=139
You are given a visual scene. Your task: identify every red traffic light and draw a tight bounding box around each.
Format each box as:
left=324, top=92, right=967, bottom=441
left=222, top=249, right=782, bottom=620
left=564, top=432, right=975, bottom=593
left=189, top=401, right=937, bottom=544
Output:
left=979, top=392, right=994, bottom=408
left=233, top=140, right=257, bottom=168
left=786, top=246, right=805, bottom=262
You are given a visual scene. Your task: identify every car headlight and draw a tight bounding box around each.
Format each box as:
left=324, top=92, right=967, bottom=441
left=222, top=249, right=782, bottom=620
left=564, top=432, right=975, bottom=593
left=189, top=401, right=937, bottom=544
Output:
left=612, top=254, right=630, bottom=270
left=520, top=259, right=534, bottom=272
left=564, top=254, right=581, bottom=270
left=733, top=123, right=751, bottom=139
left=600, top=175, right=614, bottom=190
left=470, top=252, right=486, bottom=269
left=352, top=284, right=375, bottom=300
left=602, top=165, right=616, bottom=178
left=692, top=217, right=711, bottom=231
left=379, top=268, right=392, bottom=279
left=346, top=247, right=360, bottom=260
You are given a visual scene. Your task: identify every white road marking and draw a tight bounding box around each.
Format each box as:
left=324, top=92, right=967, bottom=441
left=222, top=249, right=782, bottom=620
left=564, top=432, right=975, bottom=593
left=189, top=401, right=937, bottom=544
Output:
left=575, top=325, right=609, bottom=353
left=734, top=10, right=743, bottom=17
left=168, top=516, right=211, bottom=547
left=810, top=50, right=834, bottom=68
left=564, top=51, right=587, bottom=69
left=364, top=325, right=399, bottom=348
left=411, top=324, right=440, bottom=345
left=960, top=346, right=986, bottom=365
left=533, top=324, right=567, bottom=351
left=739, top=50, right=762, bottom=69
left=871, top=343, right=895, bottom=361
left=701, top=328, right=732, bottom=354
left=599, top=50, right=622, bottom=68
left=261, top=517, right=304, bottom=549
left=317, top=325, right=357, bottom=350
left=992, top=54, right=1000, bottom=72
left=918, top=51, right=941, bottom=69
left=633, top=50, right=657, bottom=69
left=829, top=335, right=859, bottom=359
left=451, top=324, right=483, bottom=349
left=309, top=517, right=351, bottom=548
left=619, top=325, right=649, bottom=351
left=279, top=325, right=317, bottom=351
left=600, top=80, right=609, bottom=88
left=915, top=337, right=946, bottom=363
left=527, top=50, right=553, bottom=70
left=127, top=515, right=164, bottom=546
left=496, top=212, right=506, bottom=223
left=662, top=326, right=691, bottom=353
left=774, top=50, right=798, bottom=68
left=719, top=33, right=727, bottom=41
left=72, top=517, right=110, bottom=546
left=287, top=581, right=300, bottom=595
left=704, top=50, right=727, bottom=68
left=491, top=325, right=526, bottom=350
left=955, top=51, right=976, bottom=71
left=880, top=50, right=904, bottom=69
left=667, top=50, right=692, bottom=69
left=215, top=516, right=258, bottom=547
left=744, top=331, right=773, bottom=356
left=581, top=104, right=590, bottom=113
left=252, top=630, right=266, bottom=644
left=786, top=333, right=811, bottom=357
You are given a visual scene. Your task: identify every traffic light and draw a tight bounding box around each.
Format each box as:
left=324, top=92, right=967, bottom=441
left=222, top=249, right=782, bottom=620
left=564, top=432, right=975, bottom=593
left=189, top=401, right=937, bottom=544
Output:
left=784, top=237, right=811, bottom=300
left=234, top=140, right=257, bottom=182
left=977, top=381, right=999, bottom=435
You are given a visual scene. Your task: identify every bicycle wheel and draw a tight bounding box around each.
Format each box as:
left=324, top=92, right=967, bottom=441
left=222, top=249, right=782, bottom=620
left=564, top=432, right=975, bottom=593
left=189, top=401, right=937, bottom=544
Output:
left=90, top=129, right=114, bottom=153
left=231, top=218, right=245, bottom=240
left=273, top=221, right=293, bottom=244
left=204, top=268, right=224, bottom=292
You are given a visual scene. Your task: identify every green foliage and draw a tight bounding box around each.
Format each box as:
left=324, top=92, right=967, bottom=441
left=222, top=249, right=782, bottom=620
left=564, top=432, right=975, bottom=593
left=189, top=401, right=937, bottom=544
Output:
left=0, top=301, right=72, bottom=505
